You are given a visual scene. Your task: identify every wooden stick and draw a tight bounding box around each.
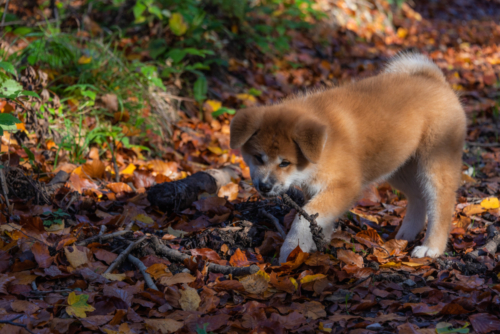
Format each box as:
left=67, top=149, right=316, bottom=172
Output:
left=466, top=141, right=500, bottom=148
left=0, top=168, right=11, bottom=210
left=128, top=254, right=159, bottom=291
left=282, top=193, right=328, bottom=253
left=259, top=209, right=286, bottom=239
left=104, top=236, right=146, bottom=274
left=150, top=236, right=259, bottom=276
left=0, top=314, right=35, bottom=334
left=77, top=229, right=130, bottom=246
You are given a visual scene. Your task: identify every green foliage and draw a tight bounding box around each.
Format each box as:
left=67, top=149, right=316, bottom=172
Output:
left=42, top=209, right=70, bottom=227
left=195, top=323, right=215, bottom=334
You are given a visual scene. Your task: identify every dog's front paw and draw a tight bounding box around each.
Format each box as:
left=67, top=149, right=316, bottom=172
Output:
left=279, top=234, right=316, bottom=264
left=412, top=245, right=441, bottom=258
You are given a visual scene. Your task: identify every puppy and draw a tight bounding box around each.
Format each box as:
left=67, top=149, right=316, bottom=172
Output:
left=230, top=53, right=466, bottom=263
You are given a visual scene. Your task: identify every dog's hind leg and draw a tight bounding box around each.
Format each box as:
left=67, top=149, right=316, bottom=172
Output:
left=411, top=148, right=462, bottom=258
left=388, top=158, right=427, bottom=242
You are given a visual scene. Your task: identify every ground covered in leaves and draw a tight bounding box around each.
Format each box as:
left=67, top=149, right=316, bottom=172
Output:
left=2, top=0, right=500, bottom=333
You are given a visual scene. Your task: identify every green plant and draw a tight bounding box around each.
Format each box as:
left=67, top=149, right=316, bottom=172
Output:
left=41, top=209, right=70, bottom=228
left=195, top=323, right=215, bottom=334
left=0, top=61, right=38, bottom=134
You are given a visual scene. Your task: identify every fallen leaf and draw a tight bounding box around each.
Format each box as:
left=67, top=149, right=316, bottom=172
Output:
left=160, top=272, right=196, bottom=286
left=64, top=246, right=90, bottom=268
left=179, top=284, right=201, bottom=311
left=145, top=318, right=184, bottom=334
left=481, top=197, right=499, bottom=209
left=66, top=292, right=95, bottom=318
left=102, top=94, right=118, bottom=112
left=337, top=249, right=363, bottom=268
left=102, top=273, right=127, bottom=281
left=240, top=270, right=270, bottom=294
left=229, top=248, right=250, bottom=267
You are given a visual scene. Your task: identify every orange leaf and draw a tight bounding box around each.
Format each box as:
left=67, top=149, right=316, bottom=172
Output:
left=337, top=249, right=363, bottom=268
left=107, top=182, right=134, bottom=193
left=229, top=248, right=250, bottom=267
left=356, top=230, right=384, bottom=246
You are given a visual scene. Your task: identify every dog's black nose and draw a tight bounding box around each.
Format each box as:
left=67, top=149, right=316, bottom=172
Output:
left=259, top=182, right=272, bottom=193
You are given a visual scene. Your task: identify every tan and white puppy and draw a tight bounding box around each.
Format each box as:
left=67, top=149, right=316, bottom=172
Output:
left=230, top=53, right=466, bottom=263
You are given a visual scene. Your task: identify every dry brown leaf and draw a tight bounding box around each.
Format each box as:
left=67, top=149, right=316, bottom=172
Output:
left=11, top=300, right=40, bottom=314
left=102, top=93, right=118, bottom=112
left=240, top=270, right=270, bottom=294
left=144, top=319, right=184, bottom=334
left=81, top=159, right=106, bottom=179
left=337, top=249, right=363, bottom=268
left=64, top=246, right=90, bottom=268
left=146, top=263, right=172, bottom=280
left=159, top=272, right=196, bottom=286
left=179, top=284, right=201, bottom=311
left=463, top=204, right=486, bottom=216
left=383, top=239, right=408, bottom=253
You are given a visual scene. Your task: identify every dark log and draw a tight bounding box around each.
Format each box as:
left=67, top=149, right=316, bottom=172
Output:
left=147, top=164, right=240, bottom=212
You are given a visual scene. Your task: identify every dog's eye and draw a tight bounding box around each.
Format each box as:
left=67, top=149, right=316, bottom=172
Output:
left=279, top=160, right=291, bottom=168
left=254, top=155, right=264, bottom=164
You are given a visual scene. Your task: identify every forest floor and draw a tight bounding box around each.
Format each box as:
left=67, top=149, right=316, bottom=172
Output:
left=1, top=0, right=500, bottom=333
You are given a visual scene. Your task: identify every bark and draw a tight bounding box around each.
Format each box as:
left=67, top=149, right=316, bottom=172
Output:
left=147, top=164, right=240, bottom=212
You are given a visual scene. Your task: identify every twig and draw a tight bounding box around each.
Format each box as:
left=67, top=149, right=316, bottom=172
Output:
left=259, top=209, right=286, bottom=239
left=109, top=141, right=120, bottom=183
left=104, top=236, right=146, bottom=274
left=98, top=225, right=107, bottom=236
left=0, top=168, right=10, bottom=211
left=128, top=254, right=158, bottom=291
left=76, top=229, right=130, bottom=246
left=151, top=236, right=259, bottom=276
left=0, top=314, right=35, bottom=334
left=466, top=141, right=500, bottom=147
left=29, top=289, right=73, bottom=294
left=1, top=0, right=9, bottom=26
left=0, top=18, right=58, bottom=27
left=282, top=193, right=327, bottom=253
left=466, top=225, right=500, bottom=260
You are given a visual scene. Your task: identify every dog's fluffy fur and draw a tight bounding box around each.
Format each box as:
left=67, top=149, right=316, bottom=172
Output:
left=230, top=53, right=466, bottom=263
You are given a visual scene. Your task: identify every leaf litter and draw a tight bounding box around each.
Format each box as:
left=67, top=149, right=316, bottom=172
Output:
left=1, top=0, right=500, bottom=333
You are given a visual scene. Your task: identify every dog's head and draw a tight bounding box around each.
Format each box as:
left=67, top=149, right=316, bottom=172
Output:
left=230, top=105, right=327, bottom=197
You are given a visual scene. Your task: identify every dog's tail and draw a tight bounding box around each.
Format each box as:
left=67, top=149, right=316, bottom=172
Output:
left=384, top=52, right=446, bottom=83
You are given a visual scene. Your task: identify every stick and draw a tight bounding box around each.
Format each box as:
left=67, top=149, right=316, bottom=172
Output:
left=77, top=229, right=131, bottom=246
left=128, top=254, right=159, bottom=291
left=150, top=236, right=259, bottom=276
left=259, top=210, right=286, bottom=239
left=282, top=193, right=328, bottom=253
left=466, top=141, right=500, bottom=147
left=0, top=168, right=10, bottom=210
left=0, top=314, right=35, bottom=334
left=109, top=141, right=120, bottom=183
left=98, top=225, right=107, bottom=236
left=466, top=225, right=500, bottom=260
left=1, top=0, right=9, bottom=26
left=29, top=289, right=73, bottom=294
left=104, top=236, right=146, bottom=274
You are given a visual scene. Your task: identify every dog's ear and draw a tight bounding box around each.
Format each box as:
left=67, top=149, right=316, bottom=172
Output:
left=294, top=117, right=327, bottom=163
left=230, top=108, right=263, bottom=149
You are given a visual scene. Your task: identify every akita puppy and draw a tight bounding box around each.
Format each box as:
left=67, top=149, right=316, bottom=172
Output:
left=230, top=53, right=466, bottom=264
